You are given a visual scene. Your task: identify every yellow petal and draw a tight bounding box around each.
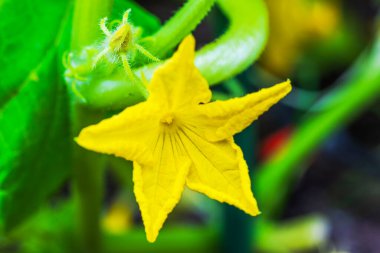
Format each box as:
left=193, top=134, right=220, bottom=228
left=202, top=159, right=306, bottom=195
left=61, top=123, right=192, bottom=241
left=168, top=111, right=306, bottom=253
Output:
left=76, top=102, right=159, bottom=165
left=147, top=35, right=212, bottom=110
left=133, top=130, right=191, bottom=242
left=184, top=80, right=291, bottom=142
left=178, top=126, right=259, bottom=216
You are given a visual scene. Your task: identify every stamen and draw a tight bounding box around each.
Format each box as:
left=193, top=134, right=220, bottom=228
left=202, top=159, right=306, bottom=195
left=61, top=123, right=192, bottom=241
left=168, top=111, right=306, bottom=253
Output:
left=160, top=113, right=174, bottom=125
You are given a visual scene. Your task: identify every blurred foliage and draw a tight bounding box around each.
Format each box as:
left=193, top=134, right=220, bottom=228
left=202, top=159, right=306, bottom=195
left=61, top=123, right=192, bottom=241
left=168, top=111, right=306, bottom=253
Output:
left=256, top=215, right=329, bottom=253
left=257, top=30, right=380, bottom=217
left=261, top=0, right=342, bottom=76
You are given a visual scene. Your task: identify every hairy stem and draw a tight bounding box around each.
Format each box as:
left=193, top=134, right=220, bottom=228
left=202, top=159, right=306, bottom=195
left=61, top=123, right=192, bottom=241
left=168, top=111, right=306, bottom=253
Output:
left=149, top=0, right=216, bottom=57
left=138, top=0, right=268, bottom=84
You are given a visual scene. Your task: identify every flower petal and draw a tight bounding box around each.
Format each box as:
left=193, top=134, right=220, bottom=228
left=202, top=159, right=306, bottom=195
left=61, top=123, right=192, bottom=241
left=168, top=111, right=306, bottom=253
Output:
left=186, top=80, right=291, bottom=142
left=133, top=130, right=191, bottom=242
left=76, top=102, right=159, bottom=165
left=147, top=35, right=212, bottom=110
left=177, top=126, right=259, bottom=216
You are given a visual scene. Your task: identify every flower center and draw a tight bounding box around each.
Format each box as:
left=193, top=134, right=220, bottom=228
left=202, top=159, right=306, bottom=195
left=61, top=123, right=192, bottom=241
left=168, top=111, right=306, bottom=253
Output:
left=160, top=113, right=174, bottom=125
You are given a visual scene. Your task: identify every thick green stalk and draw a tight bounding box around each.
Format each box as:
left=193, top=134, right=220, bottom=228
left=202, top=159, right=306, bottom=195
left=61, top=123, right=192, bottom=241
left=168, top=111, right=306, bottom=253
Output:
left=70, top=0, right=113, bottom=252
left=196, top=0, right=268, bottom=84
left=72, top=129, right=106, bottom=253
left=256, top=33, right=380, bottom=216
left=149, top=0, right=216, bottom=57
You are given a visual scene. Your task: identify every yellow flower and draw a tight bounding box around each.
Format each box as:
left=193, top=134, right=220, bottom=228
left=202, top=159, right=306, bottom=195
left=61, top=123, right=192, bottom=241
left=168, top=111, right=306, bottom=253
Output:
left=76, top=35, right=291, bottom=242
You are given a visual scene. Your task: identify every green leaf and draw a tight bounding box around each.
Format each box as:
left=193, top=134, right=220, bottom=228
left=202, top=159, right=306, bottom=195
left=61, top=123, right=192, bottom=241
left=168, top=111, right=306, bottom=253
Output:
left=0, top=0, right=71, bottom=232
left=0, top=0, right=68, bottom=104
left=0, top=50, right=71, bottom=232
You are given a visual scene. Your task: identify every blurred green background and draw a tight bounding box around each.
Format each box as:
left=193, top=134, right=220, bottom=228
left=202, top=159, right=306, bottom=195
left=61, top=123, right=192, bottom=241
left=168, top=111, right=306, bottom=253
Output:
left=0, top=0, right=380, bottom=252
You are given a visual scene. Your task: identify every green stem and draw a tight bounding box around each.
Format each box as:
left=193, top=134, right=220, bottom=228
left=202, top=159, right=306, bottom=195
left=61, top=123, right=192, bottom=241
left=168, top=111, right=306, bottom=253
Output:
left=196, top=0, right=268, bottom=84
left=256, top=33, right=380, bottom=217
left=72, top=127, right=106, bottom=253
left=70, top=0, right=113, bottom=252
left=149, top=0, right=216, bottom=57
